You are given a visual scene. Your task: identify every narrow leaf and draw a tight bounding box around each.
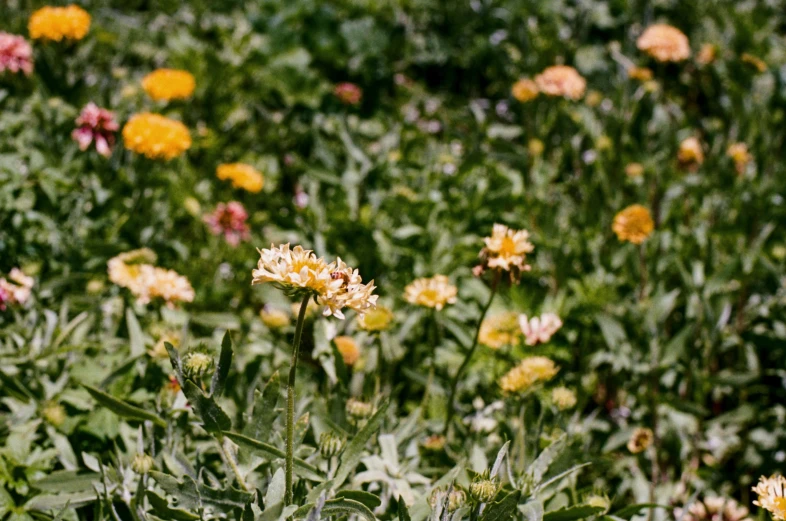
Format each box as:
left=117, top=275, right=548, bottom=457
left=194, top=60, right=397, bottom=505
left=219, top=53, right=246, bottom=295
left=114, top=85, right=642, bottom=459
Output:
left=334, top=400, right=388, bottom=488
left=543, top=506, right=605, bottom=521
left=126, top=309, right=145, bottom=356
left=224, top=431, right=324, bottom=481
left=165, top=342, right=184, bottom=387
left=211, top=332, right=233, bottom=398
left=84, top=385, right=166, bottom=428
left=336, top=490, right=382, bottom=510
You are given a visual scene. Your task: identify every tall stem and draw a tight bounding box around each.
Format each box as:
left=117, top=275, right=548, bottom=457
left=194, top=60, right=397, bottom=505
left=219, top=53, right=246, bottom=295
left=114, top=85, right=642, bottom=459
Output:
left=285, top=294, right=311, bottom=506
left=445, top=272, right=500, bottom=432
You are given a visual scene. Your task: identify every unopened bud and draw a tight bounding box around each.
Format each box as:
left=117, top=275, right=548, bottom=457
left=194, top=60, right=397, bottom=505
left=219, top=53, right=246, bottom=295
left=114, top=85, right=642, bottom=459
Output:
left=319, top=431, right=344, bottom=459
left=346, top=398, right=373, bottom=422
left=469, top=477, right=498, bottom=503
left=182, top=351, right=213, bottom=379
left=132, top=453, right=154, bottom=474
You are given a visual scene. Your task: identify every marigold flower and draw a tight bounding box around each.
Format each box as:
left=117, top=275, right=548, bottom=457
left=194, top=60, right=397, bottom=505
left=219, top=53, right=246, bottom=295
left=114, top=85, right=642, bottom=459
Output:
left=612, top=204, right=654, bottom=244
left=334, top=336, right=360, bottom=366
left=636, top=24, right=690, bottom=62
left=216, top=163, right=264, bottom=193
left=499, top=356, right=559, bottom=393
left=480, top=223, right=534, bottom=274
left=0, top=32, right=33, bottom=76
left=551, top=387, right=577, bottom=410
left=334, top=82, right=362, bottom=105
left=260, top=307, right=290, bottom=329
left=628, top=66, right=653, bottom=81
left=252, top=244, right=377, bottom=320
left=72, top=103, right=119, bottom=157
left=123, top=113, right=191, bottom=160
left=535, top=65, right=586, bottom=100
left=29, top=5, right=90, bottom=41
left=403, top=275, right=457, bottom=310
left=356, top=305, right=394, bottom=332
left=203, top=201, right=250, bottom=247
left=752, top=475, right=786, bottom=521
left=678, top=136, right=704, bottom=168
left=627, top=427, right=654, bottom=453
left=479, top=312, right=521, bottom=349
left=511, top=78, right=538, bottom=102
left=727, top=143, right=752, bottom=174
left=675, top=496, right=752, bottom=521
left=142, top=69, right=196, bottom=101
left=519, top=312, right=562, bottom=346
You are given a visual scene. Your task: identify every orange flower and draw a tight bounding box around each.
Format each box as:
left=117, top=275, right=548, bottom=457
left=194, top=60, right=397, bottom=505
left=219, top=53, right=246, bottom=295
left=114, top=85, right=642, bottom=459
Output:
left=535, top=66, right=586, bottom=100
left=612, top=205, right=654, bottom=244
left=637, top=24, right=690, bottom=62
left=142, top=69, right=195, bottom=101
left=123, top=113, right=191, bottom=160
left=29, top=5, right=90, bottom=41
left=511, top=78, right=538, bottom=102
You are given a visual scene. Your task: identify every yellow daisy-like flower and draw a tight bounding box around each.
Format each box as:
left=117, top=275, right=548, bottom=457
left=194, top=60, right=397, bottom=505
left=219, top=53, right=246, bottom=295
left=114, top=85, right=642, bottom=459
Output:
left=627, top=427, right=654, bottom=454
left=479, top=312, right=521, bottom=349
left=252, top=244, right=377, bottom=320
left=636, top=24, right=690, bottom=62
left=752, top=475, right=786, bottom=521
left=499, top=356, right=559, bottom=393
left=334, top=336, right=360, bottom=366
left=216, top=163, right=264, bottom=193
left=612, top=204, right=654, bottom=244
left=29, top=5, right=90, bottom=41
left=627, top=66, right=653, bottom=81
left=356, top=305, right=394, bottom=332
left=123, top=113, right=191, bottom=160
left=142, top=69, right=196, bottom=101
left=482, top=223, right=534, bottom=272
left=551, top=387, right=577, bottom=410
left=403, top=275, right=457, bottom=310
left=678, top=136, right=704, bottom=168
left=511, top=78, right=539, bottom=102
left=534, top=65, right=586, bottom=100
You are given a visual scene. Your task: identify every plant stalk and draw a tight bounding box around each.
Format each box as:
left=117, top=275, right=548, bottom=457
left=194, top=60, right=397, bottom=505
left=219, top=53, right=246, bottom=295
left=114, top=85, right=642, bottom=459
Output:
left=285, top=294, right=311, bottom=506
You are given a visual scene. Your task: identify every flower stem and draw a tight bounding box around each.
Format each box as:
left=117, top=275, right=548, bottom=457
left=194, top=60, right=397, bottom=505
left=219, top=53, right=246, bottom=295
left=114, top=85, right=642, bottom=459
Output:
left=216, top=434, right=249, bottom=492
left=285, top=294, right=311, bottom=506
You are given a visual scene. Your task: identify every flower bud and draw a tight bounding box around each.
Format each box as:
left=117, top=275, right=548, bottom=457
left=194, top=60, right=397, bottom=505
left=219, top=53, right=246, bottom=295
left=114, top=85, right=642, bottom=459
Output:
left=182, top=351, right=213, bottom=379
left=346, top=398, right=373, bottom=422
left=132, top=453, right=154, bottom=474
left=469, top=477, right=498, bottom=503
left=42, top=403, right=66, bottom=427
left=319, top=431, right=344, bottom=459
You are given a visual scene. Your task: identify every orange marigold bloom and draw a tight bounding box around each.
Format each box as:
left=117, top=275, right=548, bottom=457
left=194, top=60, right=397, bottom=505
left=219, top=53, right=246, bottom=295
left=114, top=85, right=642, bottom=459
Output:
left=612, top=204, right=654, bottom=244
left=535, top=65, right=586, bottom=100
left=142, top=69, right=196, bottom=101
left=511, top=78, right=538, bottom=102
left=123, top=113, right=191, bottom=160
left=29, top=5, right=90, bottom=41
left=334, top=336, right=360, bottom=366
left=637, top=24, right=690, bottom=62
left=216, top=163, right=264, bottom=193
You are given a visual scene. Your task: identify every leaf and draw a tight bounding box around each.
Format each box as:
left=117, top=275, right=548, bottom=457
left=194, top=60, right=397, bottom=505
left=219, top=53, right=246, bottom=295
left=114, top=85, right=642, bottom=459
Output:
left=519, top=501, right=544, bottom=521
left=490, top=441, right=510, bottom=479
left=32, top=471, right=100, bottom=493
left=24, top=491, right=98, bottom=511
left=182, top=380, right=231, bottom=433
left=479, top=491, right=521, bottom=521
left=334, top=400, right=388, bottom=488
left=165, top=342, right=184, bottom=387
left=244, top=372, right=280, bottom=441
left=543, top=506, right=606, bottom=521
left=211, top=332, right=233, bottom=398
left=224, top=431, right=324, bottom=481
left=398, top=498, right=412, bottom=521
left=335, top=490, right=382, bottom=510
left=534, top=463, right=591, bottom=493
left=126, top=309, right=145, bottom=357
left=146, top=490, right=200, bottom=521
left=149, top=471, right=253, bottom=514
left=294, top=498, right=376, bottom=521
left=528, top=434, right=566, bottom=484
left=83, top=385, right=166, bottom=428
left=611, top=504, right=666, bottom=519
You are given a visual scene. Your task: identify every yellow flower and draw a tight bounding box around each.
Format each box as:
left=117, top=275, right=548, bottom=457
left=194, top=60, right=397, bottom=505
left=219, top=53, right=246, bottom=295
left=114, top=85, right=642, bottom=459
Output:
left=628, top=66, right=653, bottom=81
left=481, top=223, right=534, bottom=272
left=356, top=305, right=394, bottom=332
left=499, top=356, right=559, bottom=393
left=584, top=90, right=603, bottom=107
left=511, top=78, right=538, bottom=102
left=252, top=244, right=377, bottom=320
left=334, top=336, right=360, bottom=366
left=752, top=475, right=786, bottom=521
left=29, top=5, right=90, bottom=41
left=697, top=43, right=717, bottom=66
left=479, top=312, right=521, bottom=349
left=528, top=138, right=545, bottom=157
left=625, top=163, right=645, bottom=178
left=534, top=66, right=586, bottom=100
left=142, top=69, right=196, bottom=101
left=216, top=163, right=264, bottom=193
left=727, top=142, right=752, bottom=174
left=636, top=24, right=690, bottom=62
left=678, top=136, right=704, bottom=168
left=741, top=53, right=767, bottom=73
left=107, top=249, right=193, bottom=306
left=551, top=387, right=577, bottom=410
left=260, top=307, right=290, bottom=329
left=627, top=427, right=654, bottom=453
left=612, top=204, right=654, bottom=244
left=403, top=275, right=457, bottom=310
left=123, top=113, right=191, bottom=160
left=42, top=403, right=66, bottom=427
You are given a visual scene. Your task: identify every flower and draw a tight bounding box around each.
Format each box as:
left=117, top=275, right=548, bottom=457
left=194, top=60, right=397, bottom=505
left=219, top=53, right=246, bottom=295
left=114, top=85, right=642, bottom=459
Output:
left=252, top=244, right=377, bottom=320
left=519, top=312, right=562, bottom=346
left=727, top=143, right=752, bottom=174
left=636, top=24, right=690, bottom=62
left=479, top=224, right=535, bottom=274
left=42, top=403, right=66, bottom=427
left=122, top=113, right=191, bottom=160
left=511, top=78, right=539, bottom=102
left=29, top=5, right=91, bottom=41
left=334, top=336, right=360, bottom=366
left=346, top=398, right=373, bottom=421
left=141, top=69, right=195, bottom=101
left=753, top=475, right=786, bottom=521
left=675, top=496, right=752, bottom=521
left=334, top=82, right=362, bottom=105
left=551, top=387, right=577, bottom=410
left=216, top=163, right=264, bottom=193
left=356, top=305, right=394, bottom=332
left=697, top=43, right=717, bottom=65
left=260, top=307, right=290, bottom=329
left=147, top=267, right=195, bottom=306
left=319, top=431, right=344, bottom=459
left=469, top=475, right=498, bottom=503
left=741, top=53, right=767, bottom=73
left=528, top=138, right=544, bottom=157
left=107, top=249, right=194, bottom=306
left=499, top=356, right=559, bottom=393
left=627, top=66, right=653, bottom=81
left=72, top=103, right=119, bottom=157
left=182, top=350, right=213, bottom=378
left=534, top=66, right=586, bottom=100
left=479, top=312, right=521, bottom=349
left=627, top=427, right=654, bottom=453
left=625, top=163, right=644, bottom=178
left=421, top=434, right=446, bottom=451
left=403, top=275, right=457, bottom=310
left=678, top=136, right=704, bottom=168
left=612, top=204, right=654, bottom=244
left=0, top=32, right=33, bottom=76
left=131, top=453, right=155, bottom=474
left=0, top=268, right=34, bottom=311
left=203, top=201, right=250, bottom=246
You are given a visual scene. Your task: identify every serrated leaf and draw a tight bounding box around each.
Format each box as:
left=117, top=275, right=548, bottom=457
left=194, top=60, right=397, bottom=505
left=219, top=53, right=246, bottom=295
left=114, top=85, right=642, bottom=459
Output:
left=543, top=506, right=605, bottom=521
left=149, top=471, right=253, bottom=514
left=528, top=434, right=566, bottom=484
left=334, top=400, right=388, bottom=488
left=224, top=431, right=324, bottom=482
left=83, top=385, right=166, bottom=428
left=182, top=381, right=231, bottom=433
left=479, top=491, right=521, bottom=521
left=146, top=490, right=200, bottom=521
left=211, top=332, right=233, bottom=398
left=294, top=498, right=376, bottom=521
left=245, top=371, right=280, bottom=441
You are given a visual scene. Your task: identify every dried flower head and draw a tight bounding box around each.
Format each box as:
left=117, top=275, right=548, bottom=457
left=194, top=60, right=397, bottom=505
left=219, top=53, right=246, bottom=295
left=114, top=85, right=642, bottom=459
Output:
left=752, top=475, right=786, bottom=521
left=551, top=387, right=577, bottom=410
left=479, top=312, right=522, bottom=349
left=0, top=32, right=33, bottom=76
left=637, top=24, right=690, bottom=62
left=142, top=69, right=195, bottom=101
left=479, top=224, right=535, bottom=275
left=678, top=137, right=705, bottom=168
left=123, top=113, right=191, bottom=160
left=403, top=275, right=457, bottom=310
left=334, top=335, right=360, bottom=366
left=499, top=356, right=559, bottom=393
left=675, top=496, right=752, bottom=521
left=535, top=65, right=586, bottom=100
left=72, top=103, right=119, bottom=157
left=519, top=312, right=563, bottom=346
left=627, top=427, right=654, bottom=453
left=511, top=78, right=539, bottom=102
left=612, top=204, right=654, bottom=244
left=334, top=82, right=363, bottom=105
left=203, top=201, right=250, bottom=247
left=356, top=305, right=394, bottom=332
left=216, top=163, right=264, bottom=193
left=29, top=5, right=91, bottom=41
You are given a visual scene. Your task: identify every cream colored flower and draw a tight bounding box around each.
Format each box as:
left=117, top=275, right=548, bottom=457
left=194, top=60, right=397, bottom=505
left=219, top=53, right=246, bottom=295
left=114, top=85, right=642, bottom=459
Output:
left=356, top=305, right=394, bottom=332
left=334, top=336, right=360, bottom=366
left=511, top=78, right=539, bottom=102
left=727, top=143, right=752, bottom=174
left=628, top=66, right=653, bottom=81
left=519, top=312, right=562, bottom=346
left=499, top=356, right=559, bottom=393
left=107, top=249, right=193, bottom=306
left=627, top=427, right=654, bottom=453
left=625, top=163, right=644, bottom=178
left=479, top=312, right=521, bottom=349
left=612, top=205, right=654, bottom=244
left=678, top=136, right=704, bottom=168
left=403, top=275, right=457, bottom=310
left=147, top=267, right=194, bottom=306
left=551, top=387, right=577, bottom=410
left=675, top=496, right=752, bottom=521
left=752, top=475, right=786, bottom=521
left=482, top=223, right=534, bottom=272
left=637, top=24, right=690, bottom=62
left=535, top=66, right=586, bottom=100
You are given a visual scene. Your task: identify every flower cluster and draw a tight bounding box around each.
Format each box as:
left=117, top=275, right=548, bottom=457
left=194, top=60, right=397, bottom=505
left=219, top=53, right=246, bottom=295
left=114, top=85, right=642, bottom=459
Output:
left=334, top=82, right=362, bottom=105
left=334, top=336, right=360, bottom=366
left=28, top=5, right=91, bottom=41
left=519, top=313, right=563, bottom=346
left=216, top=163, right=264, bottom=193
left=675, top=497, right=752, bottom=521
left=142, top=69, right=196, bottom=101
left=535, top=65, right=586, bottom=100
left=499, top=356, right=559, bottom=393
left=404, top=275, right=457, bottom=310
left=251, top=244, right=377, bottom=319
left=752, top=475, right=786, bottom=521
left=122, top=113, right=191, bottom=160
left=72, top=103, right=119, bottom=157
left=203, top=201, right=250, bottom=247
left=637, top=24, right=690, bottom=62
left=612, top=204, right=654, bottom=244
left=0, top=32, right=33, bottom=76
left=107, top=249, right=194, bottom=306
left=0, top=268, right=34, bottom=311
left=479, top=312, right=521, bottom=349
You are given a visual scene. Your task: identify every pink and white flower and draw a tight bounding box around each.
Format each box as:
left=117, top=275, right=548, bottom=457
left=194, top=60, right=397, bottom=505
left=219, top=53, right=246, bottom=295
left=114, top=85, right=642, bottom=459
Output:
left=0, top=32, right=33, bottom=76
left=203, top=201, right=251, bottom=247
left=72, top=103, right=119, bottom=157
left=519, top=312, right=563, bottom=346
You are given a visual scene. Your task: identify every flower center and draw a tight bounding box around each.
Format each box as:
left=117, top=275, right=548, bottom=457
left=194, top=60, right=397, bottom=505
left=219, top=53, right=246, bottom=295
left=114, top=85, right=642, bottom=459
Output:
left=499, top=237, right=517, bottom=256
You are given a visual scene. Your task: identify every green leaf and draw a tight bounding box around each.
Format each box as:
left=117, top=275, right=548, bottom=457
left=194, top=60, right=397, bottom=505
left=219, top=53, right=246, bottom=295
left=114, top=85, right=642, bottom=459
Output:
left=24, top=491, right=98, bottom=511
left=528, top=434, right=566, bottom=484
left=32, top=471, right=100, bottom=493
left=543, top=506, right=606, bottom=521
left=146, top=490, right=200, bottom=521
left=244, top=371, right=280, bottom=441
left=149, top=471, right=253, bottom=514
left=211, top=331, right=233, bottom=398
left=535, top=463, right=592, bottom=493
left=479, top=491, right=521, bottom=521
left=334, top=400, right=388, bottom=488
left=165, top=342, right=184, bottom=387
left=182, top=381, right=231, bottom=433
left=83, top=385, right=166, bottom=428
left=126, top=309, right=145, bottom=357
left=294, top=498, right=376, bottom=521
left=223, top=431, right=324, bottom=482
left=336, top=490, right=382, bottom=510
left=398, top=498, right=412, bottom=521
left=611, top=504, right=666, bottom=519
left=0, top=486, right=12, bottom=519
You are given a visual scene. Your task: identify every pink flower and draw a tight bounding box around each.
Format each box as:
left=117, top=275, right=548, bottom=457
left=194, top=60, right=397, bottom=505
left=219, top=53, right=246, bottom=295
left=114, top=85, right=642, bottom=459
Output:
left=519, top=313, right=563, bottom=346
left=0, top=267, right=34, bottom=311
left=72, top=103, right=119, bottom=157
left=203, top=201, right=250, bottom=247
left=0, top=32, right=34, bottom=76
left=334, top=82, right=362, bottom=105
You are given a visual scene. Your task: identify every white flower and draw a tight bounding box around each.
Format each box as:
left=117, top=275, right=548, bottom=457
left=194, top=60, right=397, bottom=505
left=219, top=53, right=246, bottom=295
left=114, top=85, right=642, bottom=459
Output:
left=519, top=312, right=563, bottom=346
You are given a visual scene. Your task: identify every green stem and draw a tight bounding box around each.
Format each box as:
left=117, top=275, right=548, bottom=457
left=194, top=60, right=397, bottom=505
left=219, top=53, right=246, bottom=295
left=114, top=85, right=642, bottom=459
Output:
left=217, top=434, right=249, bottom=492
left=285, top=294, right=311, bottom=506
